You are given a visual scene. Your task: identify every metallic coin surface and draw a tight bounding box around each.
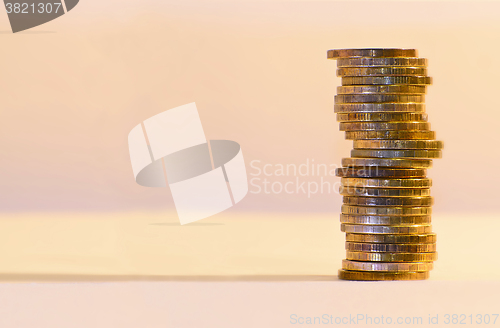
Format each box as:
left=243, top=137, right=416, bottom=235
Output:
left=340, top=187, right=431, bottom=197
left=336, top=167, right=427, bottom=178
left=342, top=205, right=432, bottom=216
left=345, top=251, right=437, bottom=262
left=337, top=66, right=427, bottom=77
left=342, top=260, right=433, bottom=272
left=340, top=122, right=430, bottom=131
left=340, top=214, right=432, bottom=225
left=327, top=49, right=418, bottom=59
left=338, top=270, right=430, bottom=281
left=343, top=196, right=433, bottom=207
left=336, top=57, right=427, bottom=67
left=341, top=157, right=433, bottom=168
left=337, top=112, right=428, bottom=122
left=342, top=76, right=432, bottom=85
left=341, top=224, right=433, bottom=234
left=341, top=177, right=432, bottom=188
left=337, top=85, right=427, bottom=94
left=345, top=130, right=436, bottom=140
left=345, top=233, right=437, bottom=244
left=353, top=140, right=444, bottom=149
left=351, top=149, right=442, bottom=159
left=330, top=49, right=441, bottom=278
left=335, top=103, right=426, bottom=113
left=345, top=242, right=437, bottom=253
left=335, top=94, right=425, bottom=103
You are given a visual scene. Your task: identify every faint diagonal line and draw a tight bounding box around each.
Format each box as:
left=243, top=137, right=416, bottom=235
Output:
left=220, top=165, right=235, bottom=206
left=60, top=0, right=68, bottom=13
left=207, top=139, right=215, bottom=170
left=141, top=122, right=154, bottom=162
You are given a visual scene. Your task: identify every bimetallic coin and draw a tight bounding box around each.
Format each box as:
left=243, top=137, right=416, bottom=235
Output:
left=341, top=205, right=432, bottom=216
left=327, top=49, right=418, bottom=59
left=341, top=224, right=433, bottom=234
left=354, top=140, right=444, bottom=150
left=342, top=260, right=433, bottom=272
left=337, top=67, right=427, bottom=77
left=345, top=251, right=437, bottom=262
left=337, top=112, right=428, bottom=122
left=340, top=122, right=430, bottom=131
left=335, top=94, right=425, bottom=103
left=345, top=233, right=437, bottom=244
left=341, top=157, right=433, bottom=168
left=336, top=167, right=427, bottom=178
left=340, top=187, right=431, bottom=197
left=340, top=214, right=432, bottom=225
left=345, top=130, right=436, bottom=140
left=346, top=242, right=437, bottom=253
left=337, top=57, right=427, bottom=67
left=351, top=149, right=442, bottom=159
left=341, top=177, right=432, bottom=188
left=337, top=85, right=427, bottom=94
left=335, top=103, right=426, bottom=113
left=343, top=196, right=433, bottom=207
left=342, top=76, right=432, bottom=86
left=338, top=270, right=430, bottom=281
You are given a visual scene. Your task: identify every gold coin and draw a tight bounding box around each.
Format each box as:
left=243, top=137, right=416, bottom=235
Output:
left=345, top=251, right=437, bottom=262
left=340, top=187, right=431, bottom=197
left=341, top=224, right=433, bottom=234
left=343, top=196, right=433, bottom=207
left=341, top=177, right=432, bottom=188
left=335, top=94, right=425, bottom=104
left=337, top=57, right=427, bottom=67
left=337, top=85, right=427, bottom=94
left=342, top=76, right=432, bottom=85
left=335, top=103, right=425, bottom=113
left=351, top=149, right=442, bottom=159
left=337, top=67, right=427, bottom=77
left=338, top=269, right=430, bottom=281
left=345, top=130, right=436, bottom=140
left=354, top=140, right=444, bottom=149
left=336, top=167, right=426, bottom=178
left=327, top=48, right=418, bottom=59
left=340, top=214, right=432, bottom=225
left=340, top=122, right=430, bottom=131
left=346, top=242, right=437, bottom=253
left=345, top=233, right=437, bottom=244
left=342, top=260, right=433, bottom=272
left=342, top=205, right=432, bottom=216
left=337, top=112, right=427, bottom=122
left=341, top=157, right=432, bottom=168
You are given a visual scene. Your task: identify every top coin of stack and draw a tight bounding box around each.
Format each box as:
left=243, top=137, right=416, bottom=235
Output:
left=327, top=48, right=443, bottom=281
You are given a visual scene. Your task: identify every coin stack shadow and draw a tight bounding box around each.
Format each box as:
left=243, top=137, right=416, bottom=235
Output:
left=327, top=49, right=443, bottom=281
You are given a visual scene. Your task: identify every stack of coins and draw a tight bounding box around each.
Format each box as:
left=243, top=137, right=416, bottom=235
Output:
left=327, top=48, right=443, bottom=281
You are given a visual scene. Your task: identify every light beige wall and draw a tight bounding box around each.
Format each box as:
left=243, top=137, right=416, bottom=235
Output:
left=1, top=1, right=499, bottom=214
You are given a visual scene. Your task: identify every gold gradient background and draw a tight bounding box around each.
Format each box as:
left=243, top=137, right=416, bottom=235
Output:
left=1, top=1, right=500, bottom=280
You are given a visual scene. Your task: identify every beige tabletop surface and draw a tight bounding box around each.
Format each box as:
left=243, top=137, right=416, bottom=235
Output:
left=0, top=211, right=498, bottom=281
left=0, top=212, right=499, bottom=328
